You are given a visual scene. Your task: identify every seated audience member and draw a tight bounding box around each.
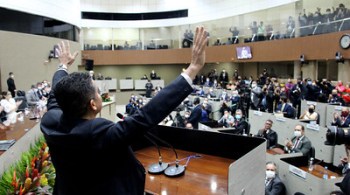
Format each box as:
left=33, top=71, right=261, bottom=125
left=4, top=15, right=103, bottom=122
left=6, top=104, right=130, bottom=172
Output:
left=265, top=162, right=286, bottom=195
left=256, top=119, right=278, bottom=149
left=185, top=122, right=194, bottom=129
left=0, top=91, right=22, bottom=125
left=276, top=96, right=295, bottom=119
left=328, top=89, right=344, bottom=105
left=231, top=109, right=249, bottom=135
left=218, top=110, right=234, bottom=128
left=219, top=101, right=231, bottom=118
left=299, top=104, right=318, bottom=121
left=203, top=78, right=212, bottom=87
left=150, top=70, right=157, bottom=80
left=338, top=144, right=350, bottom=175
left=332, top=107, right=350, bottom=127
left=202, top=98, right=212, bottom=116
left=284, top=124, right=312, bottom=157
left=141, top=74, right=148, bottom=80
left=196, top=86, right=205, bottom=97
left=219, top=89, right=230, bottom=101
left=207, top=88, right=216, bottom=98
left=97, top=73, right=104, bottom=80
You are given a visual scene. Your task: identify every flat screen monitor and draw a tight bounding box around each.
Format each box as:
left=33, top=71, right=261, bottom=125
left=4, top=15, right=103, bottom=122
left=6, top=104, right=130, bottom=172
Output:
left=236, top=46, right=252, bottom=59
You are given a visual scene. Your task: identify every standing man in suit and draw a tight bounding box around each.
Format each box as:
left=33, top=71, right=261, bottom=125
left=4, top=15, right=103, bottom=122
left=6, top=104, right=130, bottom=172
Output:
left=188, top=97, right=202, bottom=129
left=7, top=72, right=16, bottom=98
left=150, top=70, right=157, bottom=80
left=219, top=69, right=229, bottom=87
left=145, top=79, right=153, bottom=98
left=265, top=162, right=286, bottom=195
left=41, top=27, right=208, bottom=195
left=250, top=81, right=262, bottom=110
left=284, top=124, right=312, bottom=157
left=256, top=119, right=278, bottom=149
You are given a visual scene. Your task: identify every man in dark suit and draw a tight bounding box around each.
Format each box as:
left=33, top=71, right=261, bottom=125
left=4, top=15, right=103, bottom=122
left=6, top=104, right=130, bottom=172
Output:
left=7, top=72, right=16, bottom=97
left=232, top=109, right=249, bottom=135
left=331, top=107, right=350, bottom=127
left=145, top=79, right=153, bottom=98
left=265, top=162, right=286, bottom=195
left=188, top=97, right=202, bottom=129
left=41, top=27, right=208, bottom=195
left=284, top=124, right=312, bottom=157
left=256, top=119, right=278, bottom=149
left=276, top=96, right=295, bottom=119
left=219, top=69, right=229, bottom=87
left=150, top=70, right=157, bottom=80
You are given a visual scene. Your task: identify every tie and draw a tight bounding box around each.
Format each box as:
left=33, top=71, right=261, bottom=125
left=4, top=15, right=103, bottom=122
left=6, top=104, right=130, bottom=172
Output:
left=281, top=103, right=286, bottom=112
left=293, top=138, right=301, bottom=150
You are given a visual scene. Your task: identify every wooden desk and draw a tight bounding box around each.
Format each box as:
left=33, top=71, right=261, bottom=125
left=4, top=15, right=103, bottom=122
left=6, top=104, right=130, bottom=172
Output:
left=299, top=164, right=341, bottom=179
left=0, top=118, right=38, bottom=155
left=135, top=147, right=233, bottom=194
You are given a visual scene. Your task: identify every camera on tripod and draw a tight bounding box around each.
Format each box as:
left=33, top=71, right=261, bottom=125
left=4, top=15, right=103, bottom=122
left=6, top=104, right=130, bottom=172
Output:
left=324, top=126, right=350, bottom=146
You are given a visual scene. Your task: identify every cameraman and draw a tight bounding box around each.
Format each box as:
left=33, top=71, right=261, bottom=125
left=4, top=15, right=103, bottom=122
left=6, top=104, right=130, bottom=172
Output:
left=336, top=144, right=350, bottom=194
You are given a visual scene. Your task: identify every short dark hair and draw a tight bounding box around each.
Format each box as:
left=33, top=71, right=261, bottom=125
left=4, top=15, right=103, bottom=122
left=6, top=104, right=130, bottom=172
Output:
left=54, top=72, right=96, bottom=118
left=9, top=72, right=13, bottom=76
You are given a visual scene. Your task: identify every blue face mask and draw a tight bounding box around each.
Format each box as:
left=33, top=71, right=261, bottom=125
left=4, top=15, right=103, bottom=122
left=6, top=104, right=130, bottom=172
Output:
left=235, top=115, right=242, bottom=120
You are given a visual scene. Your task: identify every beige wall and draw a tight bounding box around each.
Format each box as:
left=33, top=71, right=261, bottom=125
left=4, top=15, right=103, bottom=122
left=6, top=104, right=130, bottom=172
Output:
left=0, top=30, right=80, bottom=92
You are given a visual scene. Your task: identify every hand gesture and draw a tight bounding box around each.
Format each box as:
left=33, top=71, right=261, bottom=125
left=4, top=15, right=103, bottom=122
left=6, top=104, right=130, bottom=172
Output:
left=184, top=27, right=208, bottom=80
left=56, top=41, right=78, bottom=67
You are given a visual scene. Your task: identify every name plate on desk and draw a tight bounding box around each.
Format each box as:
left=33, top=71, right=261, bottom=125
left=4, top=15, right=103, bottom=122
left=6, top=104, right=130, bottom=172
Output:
left=276, top=117, right=286, bottom=122
left=253, top=111, right=262, bottom=116
left=306, top=124, right=320, bottom=131
left=306, top=101, right=317, bottom=106
left=289, top=165, right=307, bottom=179
left=334, top=106, right=343, bottom=111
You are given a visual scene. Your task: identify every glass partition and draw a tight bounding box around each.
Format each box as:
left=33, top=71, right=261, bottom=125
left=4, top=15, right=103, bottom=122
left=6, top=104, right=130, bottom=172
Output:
left=82, top=1, right=350, bottom=50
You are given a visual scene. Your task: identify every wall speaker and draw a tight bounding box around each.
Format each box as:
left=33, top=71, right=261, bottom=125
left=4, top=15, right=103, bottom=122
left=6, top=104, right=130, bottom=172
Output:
left=85, top=59, right=94, bottom=71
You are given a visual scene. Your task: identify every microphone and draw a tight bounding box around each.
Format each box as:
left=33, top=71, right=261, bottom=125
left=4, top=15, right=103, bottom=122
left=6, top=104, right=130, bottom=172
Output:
left=146, top=132, right=185, bottom=177
left=116, top=113, right=124, bottom=120
left=144, top=134, right=169, bottom=174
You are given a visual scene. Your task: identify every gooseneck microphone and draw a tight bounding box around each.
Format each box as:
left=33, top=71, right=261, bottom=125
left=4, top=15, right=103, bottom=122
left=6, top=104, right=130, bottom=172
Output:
left=146, top=132, right=186, bottom=177
left=144, top=134, right=169, bottom=174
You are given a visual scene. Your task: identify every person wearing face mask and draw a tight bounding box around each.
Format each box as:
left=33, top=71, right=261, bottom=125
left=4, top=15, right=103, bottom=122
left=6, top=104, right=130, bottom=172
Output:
left=256, top=119, right=277, bottom=149
left=265, top=162, right=286, bottom=195
left=230, top=90, right=240, bottom=114
left=328, top=89, right=345, bottom=105
left=275, top=96, right=295, bottom=119
left=7, top=72, right=16, bottom=98
left=250, top=81, right=262, bottom=110
left=218, top=110, right=234, bottom=128
left=332, top=107, right=350, bottom=127
left=219, top=69, right=229, bottom=87
left=299, top=104, right=318, bottom=122
left=284, top=124, right=312, bottom=156
left=231, top=109, right=249, bottom=135
left=188, top=97, right=202, bottom=129
left=201, top=98, right=212, bottom=116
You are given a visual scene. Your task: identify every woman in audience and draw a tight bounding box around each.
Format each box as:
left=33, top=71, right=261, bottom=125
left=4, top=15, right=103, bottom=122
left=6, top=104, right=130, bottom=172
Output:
left=0, top=91, right=22, bottom=126
left=299, top=104, right=318, bottom=121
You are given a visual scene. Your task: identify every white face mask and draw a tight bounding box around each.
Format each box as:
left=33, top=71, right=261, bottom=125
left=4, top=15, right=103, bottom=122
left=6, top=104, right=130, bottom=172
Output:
left=294, top=131, right=302, bottom=137
left=184, top=114, right=189, bottom=118
left=266, top=170, right=275, bottom=179
left=252, top=84, right=257, bottom=88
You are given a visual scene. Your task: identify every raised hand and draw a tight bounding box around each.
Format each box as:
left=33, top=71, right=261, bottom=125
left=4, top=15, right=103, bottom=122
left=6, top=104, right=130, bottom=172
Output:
left=56, top=41, right=79, bottom=67
left=184, top=26, right=208, bottom=80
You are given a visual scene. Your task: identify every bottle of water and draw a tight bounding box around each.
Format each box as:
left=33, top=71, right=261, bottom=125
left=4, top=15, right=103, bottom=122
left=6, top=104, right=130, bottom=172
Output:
left=323, top=166, right=328, bottom=180
left=308, top=157, right=314, bottom=172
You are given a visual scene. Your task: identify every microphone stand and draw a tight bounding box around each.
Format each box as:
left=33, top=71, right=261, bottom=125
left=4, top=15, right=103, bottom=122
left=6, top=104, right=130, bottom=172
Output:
left=144, top=135, right=169, bottom=174
left=147, top=132, right=186, bottom=177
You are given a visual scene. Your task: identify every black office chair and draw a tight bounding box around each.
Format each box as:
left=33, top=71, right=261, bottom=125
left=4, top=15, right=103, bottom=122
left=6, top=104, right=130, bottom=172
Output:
left=309, top=146, right=316, bottom=159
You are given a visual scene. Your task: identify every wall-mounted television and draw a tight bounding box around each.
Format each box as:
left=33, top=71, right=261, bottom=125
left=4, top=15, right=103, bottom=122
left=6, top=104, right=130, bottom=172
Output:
left=236, top=46, right=252, bottom=59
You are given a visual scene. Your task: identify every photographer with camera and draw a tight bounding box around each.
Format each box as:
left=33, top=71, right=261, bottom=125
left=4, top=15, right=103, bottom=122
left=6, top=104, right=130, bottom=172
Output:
left=336, top=144, right=350, bottom=194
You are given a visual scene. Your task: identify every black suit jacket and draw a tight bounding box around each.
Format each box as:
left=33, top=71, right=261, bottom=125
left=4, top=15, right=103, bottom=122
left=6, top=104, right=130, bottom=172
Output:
left=265, top=175, right=286, bottom=195
left=276, top=103, right=295, bottom=119
left=41, top=70, right=193, bottom=195
left=7, top=77, right=16, bottom=95
left=256, top=129, right=278, bottom=149
left=232, top=119, right=249, bottom=134
left=188, top=104, right=202, bottom=129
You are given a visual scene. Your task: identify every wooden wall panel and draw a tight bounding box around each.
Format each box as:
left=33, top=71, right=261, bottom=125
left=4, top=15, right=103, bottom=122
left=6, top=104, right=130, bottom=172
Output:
left=82, top=31, right=350, bottom=66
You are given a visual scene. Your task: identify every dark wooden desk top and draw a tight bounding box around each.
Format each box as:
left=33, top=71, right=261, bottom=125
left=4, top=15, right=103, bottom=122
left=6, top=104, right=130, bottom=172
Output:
left=299, top=165, right=341, bottom=179
left=135, top=147, right=234, bottom=194
left=0, top=118, right=39, bottom=155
